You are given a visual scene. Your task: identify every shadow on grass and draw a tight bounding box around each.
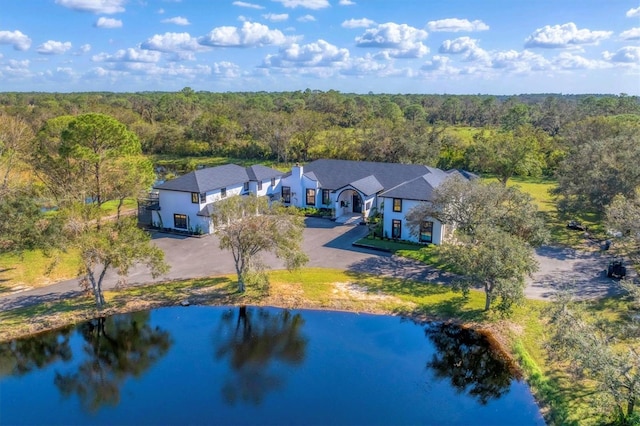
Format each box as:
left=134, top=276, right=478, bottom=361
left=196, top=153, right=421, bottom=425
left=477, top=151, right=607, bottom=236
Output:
left=109, top=276, right=237, bottom=307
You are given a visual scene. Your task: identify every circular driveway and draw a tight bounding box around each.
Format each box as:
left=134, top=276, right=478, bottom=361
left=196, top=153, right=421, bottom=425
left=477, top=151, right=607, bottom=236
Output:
left=0, top=217, right=625, bottom=310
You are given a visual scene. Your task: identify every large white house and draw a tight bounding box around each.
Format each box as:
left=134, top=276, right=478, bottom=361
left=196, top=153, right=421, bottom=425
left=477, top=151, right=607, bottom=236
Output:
left=150, top=164, right=284, bottom=234
left=145, top=159, right=473, bottom=243
left=279, top=159, right=473, bottom=244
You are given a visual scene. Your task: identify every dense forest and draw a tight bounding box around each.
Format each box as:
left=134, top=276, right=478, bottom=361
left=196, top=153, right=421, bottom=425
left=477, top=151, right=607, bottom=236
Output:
left=1, top=89, right=639, bottom=210
left=0, top=87, right=640, bottom=216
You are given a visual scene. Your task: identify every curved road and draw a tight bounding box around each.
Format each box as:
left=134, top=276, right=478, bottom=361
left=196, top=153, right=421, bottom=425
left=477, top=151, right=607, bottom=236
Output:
left=0, top=218, right=622, bottom=311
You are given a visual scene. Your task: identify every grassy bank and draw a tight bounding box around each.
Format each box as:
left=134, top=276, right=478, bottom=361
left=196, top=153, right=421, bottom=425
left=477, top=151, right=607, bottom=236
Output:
left=0, top=267, right=617, bottom=424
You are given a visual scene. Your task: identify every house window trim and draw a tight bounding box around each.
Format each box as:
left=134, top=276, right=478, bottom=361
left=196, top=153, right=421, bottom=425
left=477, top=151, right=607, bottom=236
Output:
left=257, top=180, right=263, bottom=191
left=271, top=177, right=276, bottom=187
left=191, top=192, right=199, bottom=204
left=392, top=198, right=402, bottom=212
left=322, top=189, right=330, bottom=205
left=243, top=182, right=249, bottom=192
left=306, top=188, right=316, bottom=206
left=174, top=213, right=188, bottom=230
left=391, top=219, right=402, bottom=239
left=420, top=220, right=434, bottom=243
left=221, top=187, right=227, bottom=198
left=282, top=186, right=291, bottom=203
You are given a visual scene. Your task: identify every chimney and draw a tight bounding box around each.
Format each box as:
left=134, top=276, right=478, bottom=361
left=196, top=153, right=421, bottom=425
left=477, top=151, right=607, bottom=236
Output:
left=292, top=162, right=303, bottom=179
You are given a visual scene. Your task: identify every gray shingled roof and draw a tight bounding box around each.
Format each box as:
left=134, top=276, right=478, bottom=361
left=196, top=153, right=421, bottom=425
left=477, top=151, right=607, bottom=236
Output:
left=378, top=175, right=436, bottom=201
left=247, top=164, right=284, bottom=181
left=155, top=164, right=283, bottom=193
left=301, top=159, right=432, bottom=191
left=379, top=168, right=476, bottom=201
left=335, top=175, right=384, bottom=196
left=197, top=203, right=215, bottom=217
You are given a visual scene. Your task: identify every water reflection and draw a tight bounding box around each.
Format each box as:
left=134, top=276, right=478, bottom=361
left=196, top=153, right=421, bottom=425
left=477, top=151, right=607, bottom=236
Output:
left=425, top=323, right=515, bottom=405
left=0, top=307, right=542, bottom=425
left=214, top=306, right=307, bottom=405
left=0, top=327, right=73, bottom=377
left=53, top=312, right=172, bottom=412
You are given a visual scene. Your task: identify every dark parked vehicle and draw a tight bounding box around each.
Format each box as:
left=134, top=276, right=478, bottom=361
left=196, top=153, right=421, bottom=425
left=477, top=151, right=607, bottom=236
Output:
left=607, top=259, right=626, bottom=279
left=567, top=220, right=587, bottom=231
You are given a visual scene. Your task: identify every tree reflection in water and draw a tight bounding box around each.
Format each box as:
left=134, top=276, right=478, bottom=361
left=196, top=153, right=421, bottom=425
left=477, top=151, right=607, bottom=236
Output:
left=425, top=323, right=516, bottom=405
left=53, top=312, right=172, bottom=412
left=0, top=327, right=73, bottom=377
left=215, top=306, right=307, bottom=405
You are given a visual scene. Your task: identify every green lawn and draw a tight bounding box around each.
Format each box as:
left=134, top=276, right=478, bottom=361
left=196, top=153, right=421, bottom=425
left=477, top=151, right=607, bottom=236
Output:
left=481, top=175, right=605, bottom=247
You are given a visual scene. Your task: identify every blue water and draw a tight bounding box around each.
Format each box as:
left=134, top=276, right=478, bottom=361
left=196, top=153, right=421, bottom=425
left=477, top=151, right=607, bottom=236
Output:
left=0, top=306, right=545, bottom=425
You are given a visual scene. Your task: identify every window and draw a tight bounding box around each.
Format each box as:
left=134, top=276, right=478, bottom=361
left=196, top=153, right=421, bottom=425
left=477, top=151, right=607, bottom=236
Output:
left=258, top=180, right=263, bottom=191
left=221, top=187, right=227, bottom=198
left=306, top=188, right=316, bottom=206
left=365, top=200, right=372, bottom=210
left=420, top=220, right=434, bottom=243
left=393, top=198, right=402, bottom=212
left=271, top=177, right=276, bottom=187
left=191, top=192, right=199, bottom=204
left=282, top=186, right=291, bottom=203
left=244, top=182, right=249, bottom=192
left=174, top=214, right=188, bottom=229
left=322, top=189, right=330, bottom=205
left=200, top=193, right=206, bottom=203
left=392, top=219, right=402, bottom=239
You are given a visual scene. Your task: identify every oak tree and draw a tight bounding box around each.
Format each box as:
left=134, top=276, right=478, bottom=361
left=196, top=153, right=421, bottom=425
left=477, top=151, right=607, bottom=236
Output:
left=212, top=195, right=308, bottom=292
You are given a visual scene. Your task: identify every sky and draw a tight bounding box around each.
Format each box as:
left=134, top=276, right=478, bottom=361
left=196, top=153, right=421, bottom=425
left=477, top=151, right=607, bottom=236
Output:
left=1, top=0, right=639, bottom=95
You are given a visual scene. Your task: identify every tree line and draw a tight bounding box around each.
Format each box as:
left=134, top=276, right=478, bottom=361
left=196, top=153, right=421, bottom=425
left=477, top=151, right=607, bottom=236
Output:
left=0, top=89, right=637, bottom=175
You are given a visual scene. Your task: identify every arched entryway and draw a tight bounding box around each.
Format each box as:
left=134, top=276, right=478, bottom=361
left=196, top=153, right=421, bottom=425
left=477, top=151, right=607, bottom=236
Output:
left=336, top=188, right=363, bottom=218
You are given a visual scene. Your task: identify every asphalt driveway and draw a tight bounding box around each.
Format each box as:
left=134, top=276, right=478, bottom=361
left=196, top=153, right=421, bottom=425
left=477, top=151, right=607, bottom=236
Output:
left=0, top=217, right=626, bottom=311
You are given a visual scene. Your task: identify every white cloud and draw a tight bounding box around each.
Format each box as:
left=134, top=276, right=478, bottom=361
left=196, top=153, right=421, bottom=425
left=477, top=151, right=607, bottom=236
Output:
left=439, top=36, right=489, bottom=62
left=92, top=48, right=162, bottom=63
left=525, top=22, right=612, bottom=48
left=161, top=17, right=191, bottom=26
left=212, top=61, right=241, bottom=78
left=141, top=32, right=204, bottom=53
left=626, top=7, right=640, bottom=17
left=263, top=39, right=349, bottom=67
left=271, top=0, right=330, bottom=10
left=157, top=8, right=165, bottom=14
left=95, top=17, right=122, bottom=28
left=342, top=18, right=375, bottom=29
left=553, top=52, right=610, bottom=70
left=263, top=13, right=289, bottom=22
left=0, top=30, right=31, bottom=51
left=199, top=22, right=288, bottom=47
left=427, top=18, right=489, bottom=32
left=232, top=1, right=264, bottom=9
left=2, top=59, right=30, bottom=76
left=490, top=49, right=550, bottom=72
left=620, top=28, right=640, bottom=40
left=603, top=46, right=640, bottom=63
left=37, top=40, right=72, bottom=54
left=76, top=44, right=91, bottom=55
left=55, top=0, right=126, bottom=14
left=298, top=15, right=316, bottom=22
left=339, top=0, right=355, bottom=5
left=356, top=22, right=429, bottom=58
left=419, top=55, right=462, bottom=80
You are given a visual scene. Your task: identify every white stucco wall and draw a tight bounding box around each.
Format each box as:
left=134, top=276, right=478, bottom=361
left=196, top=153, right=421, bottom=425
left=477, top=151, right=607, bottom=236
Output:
left=380, top=197, right=444, bottom=244
left=158, top=182, right=245, bottom=234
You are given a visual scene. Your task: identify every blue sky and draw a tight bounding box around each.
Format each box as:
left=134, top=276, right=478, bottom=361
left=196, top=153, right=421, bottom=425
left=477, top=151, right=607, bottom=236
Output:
left=1, top=0, right=639, bottom=94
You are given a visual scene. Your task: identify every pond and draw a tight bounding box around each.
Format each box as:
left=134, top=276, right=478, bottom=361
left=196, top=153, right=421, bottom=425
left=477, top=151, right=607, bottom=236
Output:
left=0, top=306, right=544, bottom=425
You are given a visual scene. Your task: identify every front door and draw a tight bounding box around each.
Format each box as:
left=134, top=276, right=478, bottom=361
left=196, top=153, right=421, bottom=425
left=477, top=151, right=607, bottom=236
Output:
left=352, top=194, right=362, bottom=213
